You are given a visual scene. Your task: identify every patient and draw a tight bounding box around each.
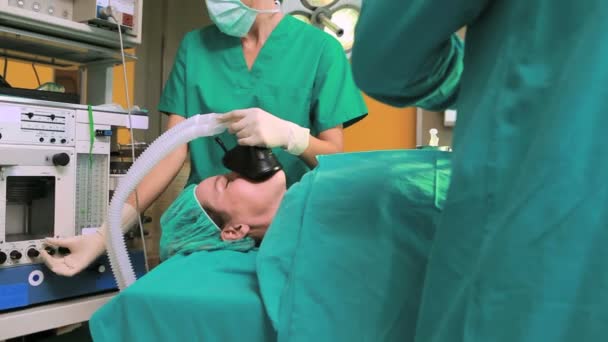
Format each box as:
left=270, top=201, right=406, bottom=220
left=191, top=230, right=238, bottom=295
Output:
left=159, top=170, right=287, bottom=260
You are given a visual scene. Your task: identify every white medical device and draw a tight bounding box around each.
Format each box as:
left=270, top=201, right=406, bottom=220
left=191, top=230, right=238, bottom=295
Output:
left=0, top=95, right=147, bottom=272
left=74, top=0, right=139, bottom=31
left=0, top=0, right=143, bottom=48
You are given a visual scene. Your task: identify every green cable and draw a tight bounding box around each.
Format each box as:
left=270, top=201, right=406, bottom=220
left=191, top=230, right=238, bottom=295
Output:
left=88, top=105, right=95, bottom=168
left=86, top=105, right=95, bottom=225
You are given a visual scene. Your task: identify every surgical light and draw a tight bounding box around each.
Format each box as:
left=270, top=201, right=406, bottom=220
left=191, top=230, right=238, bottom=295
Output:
left=284, top=0, right=362, bottom=55
left=303, top=0, right=337, bottom=7
left=323, top=6, right=359, bottom=51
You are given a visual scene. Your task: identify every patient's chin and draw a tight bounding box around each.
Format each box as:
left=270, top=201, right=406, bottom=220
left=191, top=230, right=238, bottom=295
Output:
left=248, top=225, right=269, bottom=242
left=274, top=170, right=286, bottom=187
left=256, top=170, right=286, bottom=189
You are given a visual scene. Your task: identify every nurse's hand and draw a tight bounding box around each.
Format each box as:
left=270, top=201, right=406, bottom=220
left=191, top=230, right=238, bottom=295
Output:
left=219, top=108, right=310, bottom=155
left=40, top=232, right=106, bottom=277
left=40, top=203, right=139, bottom=276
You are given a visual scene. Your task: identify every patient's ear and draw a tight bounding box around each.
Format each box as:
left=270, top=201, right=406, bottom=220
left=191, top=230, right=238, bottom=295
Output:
left=221, top=224, right=251, bottom=241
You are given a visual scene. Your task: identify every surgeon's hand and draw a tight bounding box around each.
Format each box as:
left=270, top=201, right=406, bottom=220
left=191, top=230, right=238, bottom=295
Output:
left=219, top=108, right=310, bottom=155
left=40, top=204, right=139, bottom=277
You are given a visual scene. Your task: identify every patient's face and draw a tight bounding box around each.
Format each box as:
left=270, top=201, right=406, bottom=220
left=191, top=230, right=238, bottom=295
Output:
left=196, top=171, right=286, bottom=241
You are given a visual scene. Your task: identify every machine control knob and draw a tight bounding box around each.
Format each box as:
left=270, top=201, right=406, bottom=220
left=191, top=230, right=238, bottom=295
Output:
left=57, top=247, right=70, bottom=255
left=98, top=264, right=107, bottom=273
left=52, top=153, right=70, bottom=166
left=10, top=251, right=22, bottom=260
left=44, top=246, right=56, bottom=256
left=27, top=248, right=40, bottom=258
left=86, top=263, right=107, bottom=273
left=0, top=252, right=6, bottom=264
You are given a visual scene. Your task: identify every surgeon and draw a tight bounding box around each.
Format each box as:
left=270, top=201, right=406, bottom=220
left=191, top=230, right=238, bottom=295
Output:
left=352, top=1, right=608, bottom=341
left=41, top=0, right=367, bottom=276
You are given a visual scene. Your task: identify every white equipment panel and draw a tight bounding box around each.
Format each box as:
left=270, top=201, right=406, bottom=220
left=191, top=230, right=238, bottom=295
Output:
left=0, top=95, right=148, bottom=269
left=0, top=0, right=143, bottom=47
left=0, top=103, right=75, bottom=146
left=75, top=153, right=109, bottom=233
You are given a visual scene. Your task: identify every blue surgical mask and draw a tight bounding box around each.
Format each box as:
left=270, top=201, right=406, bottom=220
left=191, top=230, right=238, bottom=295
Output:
left=205, top=0, right=281, bottom=37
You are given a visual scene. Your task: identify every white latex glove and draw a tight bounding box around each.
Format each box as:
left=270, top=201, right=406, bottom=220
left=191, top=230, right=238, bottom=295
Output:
left=218, top=108, right=310, bottom=155
left=40, top=204, right=139, bottom=277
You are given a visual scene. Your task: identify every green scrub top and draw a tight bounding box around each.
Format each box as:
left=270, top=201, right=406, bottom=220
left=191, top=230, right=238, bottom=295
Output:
left=353, top=1, right=608, bottom=342
left=159, top=15, right=367, bottom=187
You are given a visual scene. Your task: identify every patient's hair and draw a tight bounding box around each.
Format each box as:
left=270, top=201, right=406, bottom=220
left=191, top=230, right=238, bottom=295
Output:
left=203, top=206, right=225, bottom=229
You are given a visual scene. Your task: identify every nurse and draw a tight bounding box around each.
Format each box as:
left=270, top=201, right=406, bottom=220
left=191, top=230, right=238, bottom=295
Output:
left=42, top=0, right=367, bottom=276
left=352, top=1, right=608, bottom=341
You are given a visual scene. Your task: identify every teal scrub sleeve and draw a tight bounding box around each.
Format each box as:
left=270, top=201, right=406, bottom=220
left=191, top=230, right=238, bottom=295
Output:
left=352, top=0, right=487, bottom=110
left=158, top=32, right=192, bottom=117
left=311, top=37, right=368, bottom=134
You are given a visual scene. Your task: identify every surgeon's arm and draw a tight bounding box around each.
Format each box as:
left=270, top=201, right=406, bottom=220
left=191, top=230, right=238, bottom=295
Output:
left=352, top=0, right=487, bottom=110
left=299, top=125, right=343, bottom=168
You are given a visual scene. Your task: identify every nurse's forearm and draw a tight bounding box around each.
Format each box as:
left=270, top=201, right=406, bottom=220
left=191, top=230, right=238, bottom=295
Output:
left=125, top=114, right=189, bottom=212
left=299, top=126, right=343, bottom=168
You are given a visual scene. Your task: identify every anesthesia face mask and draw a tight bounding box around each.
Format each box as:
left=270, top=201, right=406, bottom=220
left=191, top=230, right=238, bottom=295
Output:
left=215, top=137, right=283, bottom=181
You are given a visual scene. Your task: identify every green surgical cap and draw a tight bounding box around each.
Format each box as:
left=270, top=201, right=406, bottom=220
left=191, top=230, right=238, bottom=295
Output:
left=159, top=184, right=255, bottom=261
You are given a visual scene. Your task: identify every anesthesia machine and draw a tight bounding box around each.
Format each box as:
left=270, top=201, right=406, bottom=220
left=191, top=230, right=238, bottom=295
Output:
left=0, top=95, right=148, bottom=312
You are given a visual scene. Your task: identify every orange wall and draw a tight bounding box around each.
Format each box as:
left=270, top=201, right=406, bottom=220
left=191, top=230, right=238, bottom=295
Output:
left=1, top=60, right=54, bottom=89
left=112, top=50, right=136, bottom=108
left=344, top=93, right=417, bottom=152
left=0, top=58, right=135, bottom=108
left=111, top=52, right=136, bottom=144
